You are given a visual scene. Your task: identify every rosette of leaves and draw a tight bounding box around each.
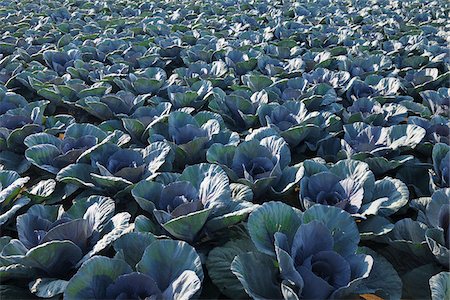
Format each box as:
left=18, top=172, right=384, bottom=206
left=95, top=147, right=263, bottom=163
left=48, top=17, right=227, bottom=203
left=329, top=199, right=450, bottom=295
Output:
left=24, top=123, right=108, bottom=174
left=181, top=60, right=234, bottom=88
left=143, top=18, right=171, bottom=37
left=371, top=77, right=404, bottom=98
left=431, top=143, right=450, bottom=189
left=131, top=163, right=255, bottom=242
left=35, top=79, right=113, bottom=106
left=68, top=60, right=129, bottom=83
left=42, top=49, right=82, bottom=76
left=229, top=202, right=385, bottom=299
left=0, top=56, right=21, bottom=85
left=0, top=196, right=132, bottom=297
left=344, top=98, right=408, bottom=126
left=64, top=237, right=203, bottom=300
left=121, top=102, right=172, bottom=145
left=298, top=159, right=409, bottom=239
left=0, top=86, right=28, bottom=114
left=273, top=77, right=308, bottom=101
left=410, top=188, right=450, bottom=268
left=0, top=101, right=49, bottom=154
left=180, top=37, right=226, bottom=64
left=283, top=57, right=306, bottom=77
left=207, top=128, right=303, bottom=198
left=299, top=50, right=331, bottom=72
left=347, top=55, right=393, bottom=78
left=16, top=62, right=67, bottom=93
left=302, top=68, right=351, bottom=92
left=420, top=88, right=449, bottom=118
left=344, top=78, right=378, bottom=102
left=299, top=82, right=344, bottom=114
left=16, top=68, right=61, bottom=91
left=66, top=59, right=101, bottom=82
left=0, top=101, right=65, bottom=173
left=95, top=38, right=129, bottom=62
left=148, top=110, right=238, bottom=166
left=380, top=189, right=449, bottom=296
left=155, top=36, right=183, bottom=58
left=424, top=190, right=450, bottom=269
left=407, top=116, right=449, bottom=153
left=114, top=67, right=167, bottom=95
left=259, top=45, right=295, bottom=74
left=241, top=74, right=274, bottom=92
left=403, top=68, right=440, bottom=90
left=165, top=80, right=213, bottom=109
left=224, top=49, right=259, bottom=75
left=0, top=170, right=30, bottom=226
left=396, top=95, right=432, bottom=117
left=208, top=88, right=269, bottom=132
left=273, top=17, right=307, bottom=39
left=257, top=100, right=325, bottom=149
left=57, top=139, right=173, bottom=194
left=121, top=45, right=151, bottom=68
left=344, top=98, right=384, bottom=125
left=407, top=69, right=450, bottom=95
left=256, top=54, right=285, bottom=76
left=75, top=90, right=147, bottom=121
left=340, top=122, right=426, bottom=175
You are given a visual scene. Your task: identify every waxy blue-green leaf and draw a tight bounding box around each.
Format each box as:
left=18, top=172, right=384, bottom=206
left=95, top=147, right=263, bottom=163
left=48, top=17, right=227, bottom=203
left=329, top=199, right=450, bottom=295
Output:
left=136, top=239, right=203, bottom=291
left=29, top=278, right=69, bottom=298
left=302, top=204, right=360, bottom=256
left=113, top=232, right=156, bottom=268
left=430, top=272, right=450, bottom=300
left=64, top=256, right=132, bottom=300
left=21, top=241, right=83, bottom=277
left=248, top=201, right=302, bottom=256
left=231, top=251, right=282, bottom=300
left=206, top=238, right=256, bottom=299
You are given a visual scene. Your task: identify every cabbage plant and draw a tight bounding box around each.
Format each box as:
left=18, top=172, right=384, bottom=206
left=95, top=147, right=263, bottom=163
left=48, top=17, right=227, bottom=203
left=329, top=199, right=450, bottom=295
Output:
left=165, top=80, right=213, bottom=109
left=421, top=88, right=449, bottom=118
left=121, top=102, right=172, bottom=144
left=0, top=100, right=74, bottom=173
left=208, top=88, right=268, bottom=132
left=431, top=143, right=450, bottom=189
left=0, top=170, right=30, bottom=226
left=65, top=237, right=203, bottom=300
left=24, top=123, right=108, bottom=174
left=408, top=116, right=449, bottom=153
left=43, top=49, right=82, bottom=76
left=114, top=67, right=167, bottom=95
left=131, top=163, right=254, bottom=242
left=75, top=90, right=147, bottom=121
left=425, top=189, right=449, bottom=268
left=257, top=100, right=324, bottom=149
left=207, top=129, right=303, bottom=198
left=148, top=110, right=238, bottom=166
left=225, top=49, right=259, bottom=75
left=179, top=60, right=233, bottom=88
left=0, top=196, right=131, bottom=297
left=57, top=138, right=173, bottom=193
left=299, top=159, right=408, bottom=216
left=0, top=101, right=48, bottom=154
left=231, top=202, right=377, bottom=299
left=343, top=99, right=408, bottom=126
left=340, top=122, right=427, bottom=174
left=0, top=87, right=28, bottom=114
left=409, top=189, right=450, bottom=268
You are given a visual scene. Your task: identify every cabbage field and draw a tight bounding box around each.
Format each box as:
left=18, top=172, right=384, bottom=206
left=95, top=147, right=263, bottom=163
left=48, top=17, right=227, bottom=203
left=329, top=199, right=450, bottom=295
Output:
left=0, top=0, right=449, bottom=299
